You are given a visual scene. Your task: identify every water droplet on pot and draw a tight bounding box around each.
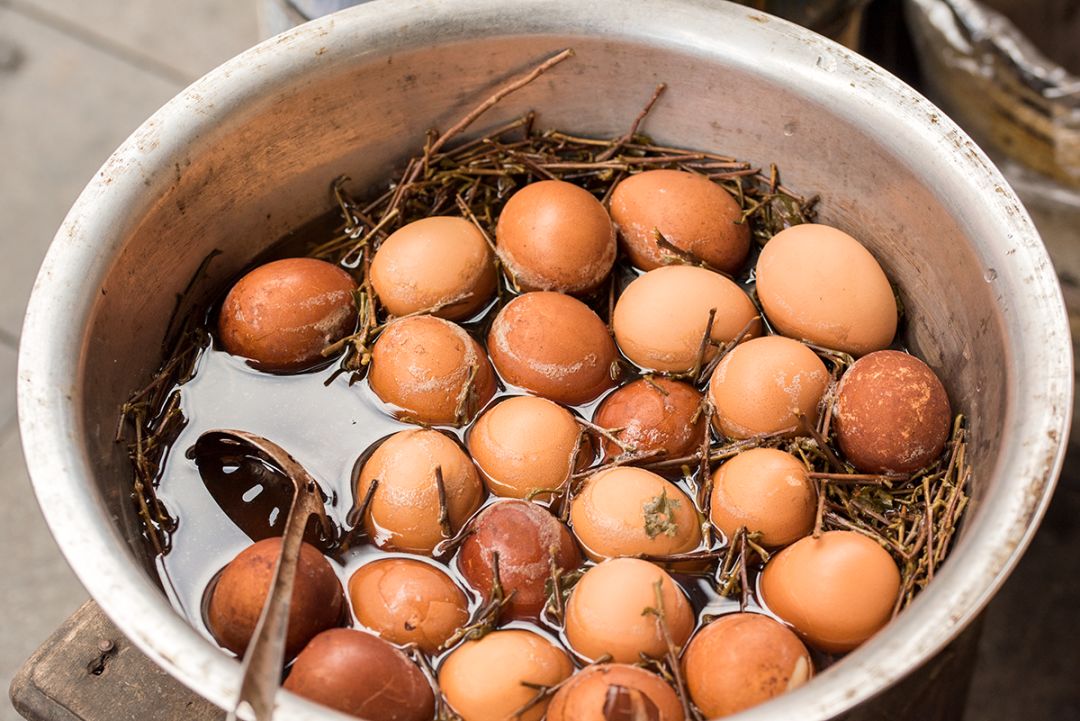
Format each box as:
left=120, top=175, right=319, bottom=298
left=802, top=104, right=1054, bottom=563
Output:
left=816, top=55, right=837, bottom=72
left=984, top=268, right=998, bottom=282
left=783, top=122, right=797, bottom=137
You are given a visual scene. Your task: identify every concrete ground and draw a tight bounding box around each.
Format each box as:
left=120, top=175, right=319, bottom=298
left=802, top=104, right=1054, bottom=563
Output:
left=0, top=2, right=1077, bottom=720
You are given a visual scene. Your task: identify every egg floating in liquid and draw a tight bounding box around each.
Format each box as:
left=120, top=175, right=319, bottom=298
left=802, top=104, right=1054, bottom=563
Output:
left=139, top=117, right=975, bottom=721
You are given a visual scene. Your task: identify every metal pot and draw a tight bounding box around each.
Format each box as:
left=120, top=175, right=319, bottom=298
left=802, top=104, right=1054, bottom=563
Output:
left=17, top=1, right=1072, bottom=718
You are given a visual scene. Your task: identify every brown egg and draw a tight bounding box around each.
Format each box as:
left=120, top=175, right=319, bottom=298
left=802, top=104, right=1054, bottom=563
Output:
left=496, top=180, right=616, bottom=294
left=612, top=266, right=761, bottom=373
left=488, top=292, right=617, bottom=405
left=347, top=558, right=469, bottom=654
left=760, top=530, right=901, bottom=653
left=468, top=396, right=587, bottom=499
left=368, top=315, right=496, bottom=426
left=356, top=429, right=484, bottom=555
left=370, top=216, right=497, bottom=320
left=592, top=378, right=704, bottom=460
left=610, top=169, right=750, bottom=273
left=756, top=224, right=897, bottom=356
left=564, top=558, right=693, bottom=663
left=570, top=467, right=702, bottom=561
left=547, top=664, right=684, bottom=721
left=206, top=537, right=343, bottom=660
left=458, top=500, right=581, bottom=621
left=710, top=448, right=816, bottom=547
left=834, top=351, right=952, bottom=474
left=217, top=257, right=357, bottom=372
left=683, top=613, right=813, bottom=717
left=709, top=336, right=829, bottom=439
left=439, top=629, right=573, bottom=721
left=283, top=629, right=435, bottom=721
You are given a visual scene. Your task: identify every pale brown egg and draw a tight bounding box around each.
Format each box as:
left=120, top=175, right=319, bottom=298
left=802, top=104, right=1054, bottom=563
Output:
left=612, top=265, right=760, bottom=373
left=610, top=169, right=750, bottom=273
left=347, top=558, right=469, bottom=654
left=760, top=530, right=901, bottom=653
left=547, top=664, right=684, bottom=721
left=370, top=216, right=497, bottom=320
left=368, top=315, right=496, bottom=426
left=708, top=336, right=829, bottom=439
left=206, top=538, right=344, bottom=661
left=468, top=396, right=587, bottom=499
left=488, top=292, right=617, bottom=405
left=218, top=257, right=357, bottom=372
left=570, top=467, right=702, bottom=561
left=496, top=180, right=616, bottom=294
left=756, top=224, right=897, bottom=356
left=710, top=448, right=816, bottom=547
left=283, top=628, right=435, bottom=721
left=592, top=378, right=705, bottom=460
left=834, top=350, right=952, bottom=474
left=458, top=500, right=582, bottom=621
left=683, top=613, right=813, bottom=718
left=356, top=429, right=484, bottom=555
left=564, top=558, right=693, bottom=663
left=439, top=629, right=573, bottom=721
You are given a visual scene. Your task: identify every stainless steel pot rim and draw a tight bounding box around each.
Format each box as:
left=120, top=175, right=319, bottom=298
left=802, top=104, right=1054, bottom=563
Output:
left=17, top=1, right=1073, bottom=719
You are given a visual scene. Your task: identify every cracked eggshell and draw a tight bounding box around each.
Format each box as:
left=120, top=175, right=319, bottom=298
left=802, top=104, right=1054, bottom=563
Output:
left=612, top=265, right=761, bottom=373
left=708, top=335, right=829, bottom=439
left=283, top=628, right=435, bottom=721
left=439, top=629, right=573, bottom=721
left=570, top=466, right=702, bottom=561
left=207, top=537, right=344, bottom=661
left=218, top=257, right=357, bottom=372
left=495, top=180, right=616, bottom=294
left=683, top=613, right=813, bottom=718
left=610, top=169, right=750, bottom=273
left=760, top=530, right=901, bottom=653
left=547, top=664, right=684, bottom=721
left=487, top=292, right=617, bottom=405
left=347, top=557, right=468, bottom=654
left=756, top=224, right=897, bottom=356
left=592, top=378, right=704, bottom=460
left=356, top=429, right=484, bottom=555
left=370, top=216, right=497, bottom=320
left=457, top=500, right=581, bottom=621
left=710, top=448, right=816, bottom=547
left=564, top=558, right=693, bottom=663
left=368, top=315, right=496, bottom=425
left=834, top=350, right=952, bottom=474
left=468, top=395, right=588, bottom=499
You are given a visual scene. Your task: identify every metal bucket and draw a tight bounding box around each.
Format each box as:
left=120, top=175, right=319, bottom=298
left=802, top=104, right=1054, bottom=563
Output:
left=17, top=1, right=1072, bottom=718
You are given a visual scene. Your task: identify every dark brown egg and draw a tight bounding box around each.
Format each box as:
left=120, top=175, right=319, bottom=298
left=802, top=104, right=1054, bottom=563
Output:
left=370, top=216, right=497, bottom=321
left=283, top=628, right=435, bottom=721
left=487, top=292, right=617, bottom=405
left=439, top=629, right=573, bottom=721
left=496, top=180, right=616, bottom=294
left=356, top=429, right=485, bottom=555
left=834, top=350, right=952, bottom=474
left=564, top=558, right=694, bottom=663
left=217, top=257, right=357, bottom=372
left=760, top=531, right=901, bottom=653
left=458, top=500, right=581, bottom=621
left=468, top=395, right=588, bottom=499
left=547, top=664, right=683, bottom=721
left=683, top=613, right=813, bottom=717
left=348, top=558, right=469, bottom=654
left=610, top=169, right=750, bottom=273
left=368, top=315, right=496, bottom=426
left=592, top=378, right=705, bottom=460
left=206, top=537, right=343, bottom=660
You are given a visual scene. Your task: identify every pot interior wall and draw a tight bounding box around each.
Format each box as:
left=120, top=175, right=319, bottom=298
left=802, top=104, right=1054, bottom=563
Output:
left=80, top=32, right=1005, bottom=582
